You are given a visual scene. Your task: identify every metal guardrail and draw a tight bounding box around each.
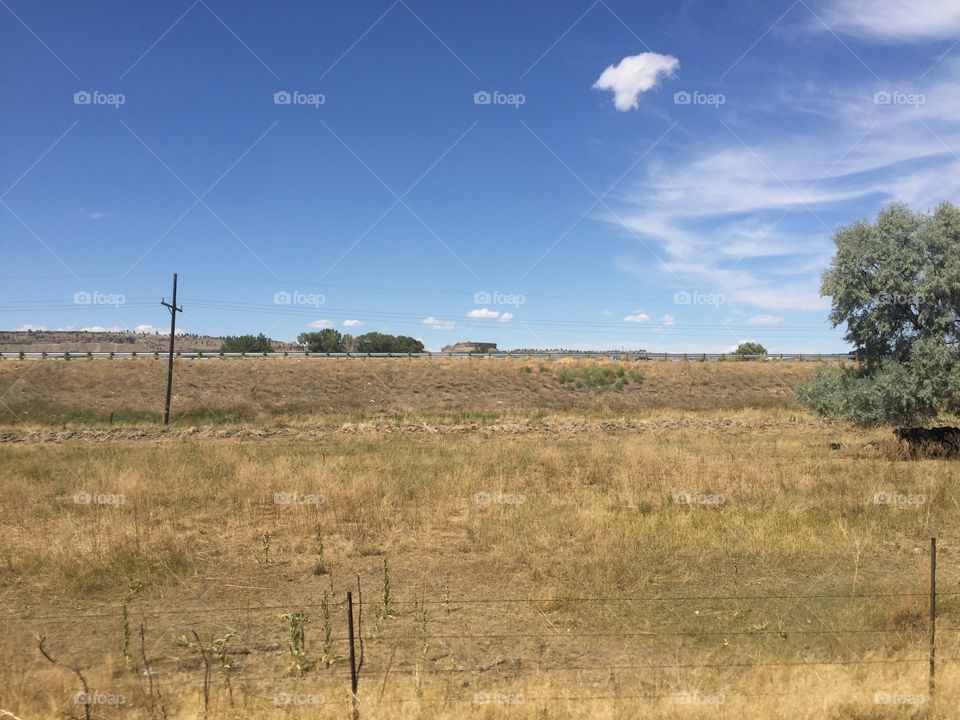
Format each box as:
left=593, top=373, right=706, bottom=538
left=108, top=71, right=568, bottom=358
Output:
left=0, top=351, right=850, bottom=361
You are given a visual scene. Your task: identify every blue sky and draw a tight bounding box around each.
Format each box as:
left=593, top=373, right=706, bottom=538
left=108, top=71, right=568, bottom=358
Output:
left=2, top=0, right=959, bottom=351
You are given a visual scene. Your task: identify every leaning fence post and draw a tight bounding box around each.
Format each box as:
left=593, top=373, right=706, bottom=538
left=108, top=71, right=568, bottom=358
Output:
left=929, top=536, right=937, bottom=698
left=347, top=591, right=359, bottom=718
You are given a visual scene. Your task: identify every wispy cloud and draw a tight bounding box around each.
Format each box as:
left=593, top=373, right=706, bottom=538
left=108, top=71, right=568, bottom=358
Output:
left=819, top=0, right=960, bottom=42
left=606, top=61, right=960, bottom=312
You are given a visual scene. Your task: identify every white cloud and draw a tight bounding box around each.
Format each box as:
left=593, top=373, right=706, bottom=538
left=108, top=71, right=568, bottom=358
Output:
left=746, top=314, right=784, bottom=326
left=342, top=319, right=363, bottom=327
left=624, top=311, right=650, bottom=323
left=467, top=308, right=500, bottom=319
left=133, top=324, right=162, bottom=334
left=593, top=52, right=679, bottom=111
left=422, top=316, right=458, bottom=330
left=308, top=319, right=333, bottom=329
left=820, top=0, right=960, bottom=41
left=661, top=314, right=676, bottom=326
left=498, top=312, right=514, bottom=323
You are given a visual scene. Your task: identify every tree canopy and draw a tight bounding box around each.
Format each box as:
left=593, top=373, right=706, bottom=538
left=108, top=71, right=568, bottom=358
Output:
left=297, top=329, right=345, bottom=353
left=220, top=334, right=274, bottom=353
left=797, top=202, right=960, bottom=426
left=297, top=330, right=424, bottom=353
left=354, top=332, right=424, bottom=353
left=734, top=342, right=766, bottom=358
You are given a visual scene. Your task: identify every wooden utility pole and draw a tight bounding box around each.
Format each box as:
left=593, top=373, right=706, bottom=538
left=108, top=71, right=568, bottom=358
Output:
left=161, top=273, right=182, bottom=426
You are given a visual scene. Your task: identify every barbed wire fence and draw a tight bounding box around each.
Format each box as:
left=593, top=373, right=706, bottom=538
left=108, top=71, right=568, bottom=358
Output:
left=4, top=539, right=954, bottom=717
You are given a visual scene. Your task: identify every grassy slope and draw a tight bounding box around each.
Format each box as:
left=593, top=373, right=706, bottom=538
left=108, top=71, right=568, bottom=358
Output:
left=0, top=358, right=821, bottom=425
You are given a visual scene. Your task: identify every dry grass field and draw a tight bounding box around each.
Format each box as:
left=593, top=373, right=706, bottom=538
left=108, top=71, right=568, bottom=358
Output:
left=0, top=357, right=816, bottom=425
left=0, top=359, right=957, bottom=719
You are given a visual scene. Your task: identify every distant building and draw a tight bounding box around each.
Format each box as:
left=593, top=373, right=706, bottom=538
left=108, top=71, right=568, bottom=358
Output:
left=441, top=341, right=498, bottom=353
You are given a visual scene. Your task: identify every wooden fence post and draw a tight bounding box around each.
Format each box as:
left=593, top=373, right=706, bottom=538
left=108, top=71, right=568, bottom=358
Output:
left=348, top=591, right=359, bottom=718
left=929, top=536, right=937, bottom=698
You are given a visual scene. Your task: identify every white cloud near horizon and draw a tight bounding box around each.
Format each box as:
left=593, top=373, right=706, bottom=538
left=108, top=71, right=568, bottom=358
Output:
left=422, top=316, right=458, bottom=330
left=467, top=308, right=500, bottom=319
left=593, top=52, right=679, bottom=111
left=342, top=319, right=363, bottom=327
left=624, top=311, right=650, bottom=323
left=746, top=314, right=784, bottom=326
left=308, top=319, right=333, bottom=329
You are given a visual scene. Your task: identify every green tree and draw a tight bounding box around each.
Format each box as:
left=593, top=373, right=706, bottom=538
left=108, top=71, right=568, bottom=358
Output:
left=297, top=329, right=345, bottom=353
left=734, top=342, right=766, bottom=358
left=354, top=332, right=424, bottom=353
left=797, top=202, right=960, bottom=426
left=220, top=334, right=273, bottom=353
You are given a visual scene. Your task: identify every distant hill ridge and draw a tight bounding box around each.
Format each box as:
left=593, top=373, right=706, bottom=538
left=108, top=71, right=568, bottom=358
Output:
left=0, top=330, right=301, bottom=353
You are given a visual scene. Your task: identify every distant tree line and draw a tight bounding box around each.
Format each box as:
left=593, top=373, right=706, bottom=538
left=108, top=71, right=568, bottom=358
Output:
left=297, top=329, right=424, bottom=353
left=220, top=334, right=274, bottom=353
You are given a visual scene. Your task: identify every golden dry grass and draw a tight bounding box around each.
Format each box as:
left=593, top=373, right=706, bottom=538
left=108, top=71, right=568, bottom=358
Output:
left=1, top=391, right=958, bottom=718
left=0, top=357, right=823, bottom=425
